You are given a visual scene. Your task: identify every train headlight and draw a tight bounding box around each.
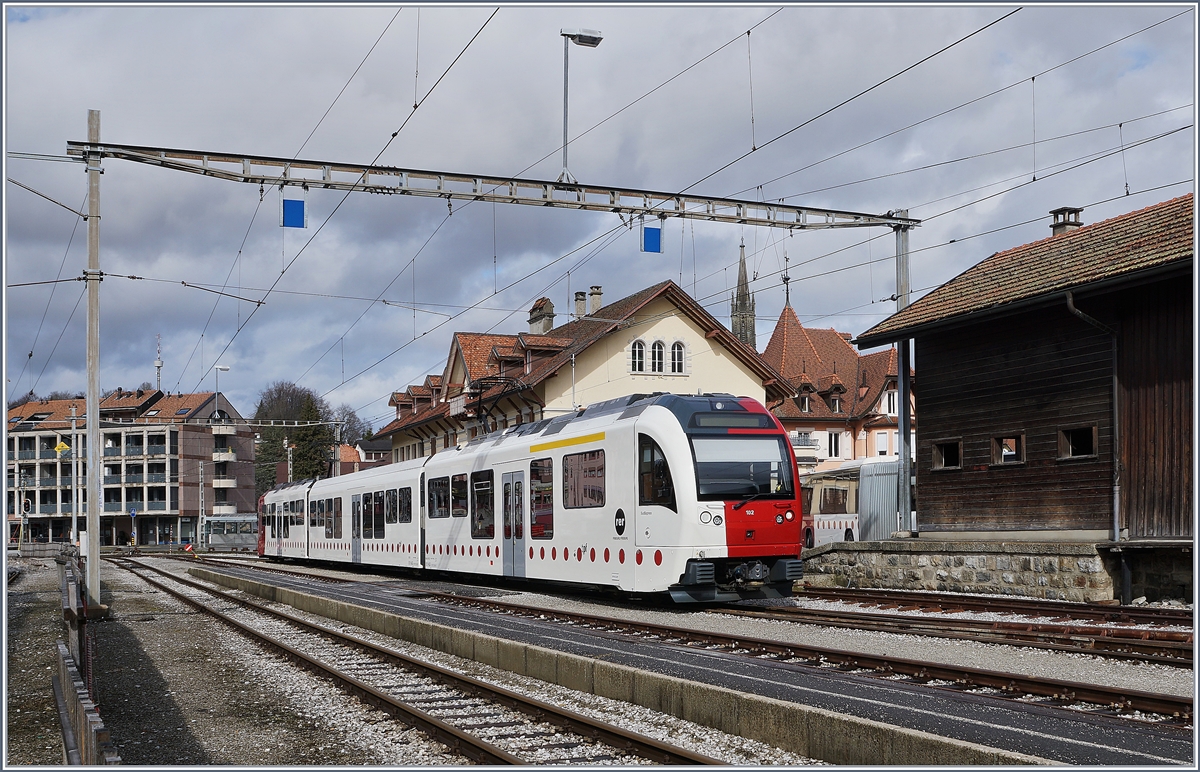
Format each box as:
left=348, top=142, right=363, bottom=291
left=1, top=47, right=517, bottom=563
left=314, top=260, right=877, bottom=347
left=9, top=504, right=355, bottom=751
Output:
left=785, top=510, right=795, bottom=521
left=776, top=514, right=784, bottom=524
left=700, top=510, right=712, bottom=524
left=713, top=515, right=723, bottom=526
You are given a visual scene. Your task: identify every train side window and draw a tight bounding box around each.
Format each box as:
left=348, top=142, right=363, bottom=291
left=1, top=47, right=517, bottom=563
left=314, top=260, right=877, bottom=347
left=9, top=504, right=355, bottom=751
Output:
left=638, top=435, right=676, bottom=512
left=451, top=474, right=468, bottom=517
left=309, top=500, right=318, bottom=528
left=352, top=495, right=362, bottom=539
left=428, top=477, right=450, bottom=518
left=333, top=497, right=342, bottom=539
left=385, top=489, right=398, bottom=524
left=294, top=499, right=304, bottom=526
left=323, top=499, right=332, bottom=538
left=514, top=480, right=523, bottom=539
left=471, top=471, right=495, bottom=539
left=398, top=488, right=412, bottom=524
left=373, top=490, right=385, bottom=539
left=282, top=512, right=290, bottom=539
left=563, top=450, right=605, bottom=509
left=821, top=486, right=849, bottom=515
left=530, top=459, right=554, bottom=539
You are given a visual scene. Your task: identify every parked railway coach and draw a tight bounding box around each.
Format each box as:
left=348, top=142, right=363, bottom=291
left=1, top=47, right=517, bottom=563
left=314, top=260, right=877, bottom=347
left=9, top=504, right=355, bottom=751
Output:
left=259, top=393, right=804, bottom=601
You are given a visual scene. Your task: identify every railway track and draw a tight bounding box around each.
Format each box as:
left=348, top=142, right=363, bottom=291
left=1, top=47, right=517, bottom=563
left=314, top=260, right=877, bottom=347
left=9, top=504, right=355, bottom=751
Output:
left=796, top=585, right=1194, bottom=627
left=168, top=557, right=1193, bottom=722
left=421, top=590, right=1192, bottom=725
left=108, top=557, right=723, bottom=765
left=711, top=604, right=1193, bottom=666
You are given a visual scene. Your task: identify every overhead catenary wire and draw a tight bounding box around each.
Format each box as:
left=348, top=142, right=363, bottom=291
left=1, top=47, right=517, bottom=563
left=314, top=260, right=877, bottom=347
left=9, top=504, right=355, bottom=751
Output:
left=190, top=7, right=499, bottom=394
left=679, top=7, right=1022, bottom=195
left=727, top=7, right=1194, bottom=199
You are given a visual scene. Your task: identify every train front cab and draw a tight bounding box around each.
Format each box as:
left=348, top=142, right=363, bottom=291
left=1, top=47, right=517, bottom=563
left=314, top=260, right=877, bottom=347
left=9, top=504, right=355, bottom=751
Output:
left=633, top=394, right=804, bottom=602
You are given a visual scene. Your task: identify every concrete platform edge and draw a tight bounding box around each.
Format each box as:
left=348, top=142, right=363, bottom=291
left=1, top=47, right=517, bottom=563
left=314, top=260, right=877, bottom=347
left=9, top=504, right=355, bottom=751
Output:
left=189, top=567, right=1053, bottom=766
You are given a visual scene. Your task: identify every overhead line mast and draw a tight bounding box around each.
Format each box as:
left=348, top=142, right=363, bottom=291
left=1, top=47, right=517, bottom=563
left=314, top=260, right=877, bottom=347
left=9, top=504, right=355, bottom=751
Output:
left=64, top=141, right=920, bottom=232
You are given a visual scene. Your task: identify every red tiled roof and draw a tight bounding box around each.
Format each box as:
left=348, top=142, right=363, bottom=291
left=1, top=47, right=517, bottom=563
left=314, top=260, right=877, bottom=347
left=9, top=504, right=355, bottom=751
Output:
left=8, top=392, right=224, bottom=428
left=376, top=280, right=793, bottom=440
left=858, top=194, right=1194, bottom=346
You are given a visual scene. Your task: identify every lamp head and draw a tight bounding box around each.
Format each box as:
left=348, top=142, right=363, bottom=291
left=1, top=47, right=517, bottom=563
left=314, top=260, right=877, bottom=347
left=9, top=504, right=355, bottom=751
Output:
left=213, top=365, right=230, bottom=372
left=561, top=28, right=602, bottom=47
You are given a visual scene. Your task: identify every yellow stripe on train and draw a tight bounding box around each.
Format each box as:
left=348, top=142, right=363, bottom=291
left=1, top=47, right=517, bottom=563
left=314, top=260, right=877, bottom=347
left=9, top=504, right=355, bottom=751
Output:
left=529, top=431, right=606, bottom=454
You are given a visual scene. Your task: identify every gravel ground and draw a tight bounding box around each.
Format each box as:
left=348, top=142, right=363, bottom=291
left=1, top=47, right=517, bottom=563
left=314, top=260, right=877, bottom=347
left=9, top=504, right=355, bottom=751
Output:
left=197, top=558, right=1195, bottom=698
left=6, top=557, right=823, bottom=765
left=5, top=559, right=67, bottom=765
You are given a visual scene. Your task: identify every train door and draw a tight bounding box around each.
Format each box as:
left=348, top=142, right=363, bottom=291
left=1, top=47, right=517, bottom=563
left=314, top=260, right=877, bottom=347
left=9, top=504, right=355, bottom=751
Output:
left=272, top=503, right=284, bottom=557
left=419, top=474, right=426, bottom=568
left=501, top=471, right=526, bottom=578
left=351, top=493, right=362, bottom=564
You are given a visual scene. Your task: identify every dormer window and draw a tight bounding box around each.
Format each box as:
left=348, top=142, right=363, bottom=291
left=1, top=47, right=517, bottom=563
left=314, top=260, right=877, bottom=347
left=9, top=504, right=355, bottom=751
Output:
left=525, top=350, right=532, bottom=375
left=831, top=397, right=842, bottom=413
left=885, top=389, right=897, bottom=415
left=800, top=396, right=810, bottom=413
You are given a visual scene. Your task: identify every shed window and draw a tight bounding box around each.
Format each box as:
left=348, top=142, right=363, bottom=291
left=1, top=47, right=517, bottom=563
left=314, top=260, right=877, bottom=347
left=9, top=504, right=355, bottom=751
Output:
left=1059, top=426, right=1097, bottom=459
left=991, top=435, right=1024, bottom=465
left=933, top=440, right=962, bottom=470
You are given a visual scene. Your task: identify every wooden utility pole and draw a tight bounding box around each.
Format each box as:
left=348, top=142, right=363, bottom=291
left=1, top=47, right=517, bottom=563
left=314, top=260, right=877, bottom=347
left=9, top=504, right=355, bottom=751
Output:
left=84, top=110, right=103, bottom=608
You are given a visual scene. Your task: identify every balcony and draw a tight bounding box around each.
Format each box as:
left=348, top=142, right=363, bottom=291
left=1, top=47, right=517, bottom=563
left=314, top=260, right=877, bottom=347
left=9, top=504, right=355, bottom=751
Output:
left=38, top=477, right=56, bottom=487
left=39, top=504, right=58, bottom=514
left=103, top=502, right=122, bottom=512
left=126, top=475, right=144, bottom=484
left=146, top=473, right=167, bottom=484
left=60, top=477, right=75, bottom=487
left=18, top=450, right=36, bottom=460
left=146, top=501, right=167, bottom=511
left=210, top=424, right=237, bottom=436
left=212, top=449, right=237, bottom=463
left=212, top=476, right=237, bottom=489
left=102, top=447, right=122, bottom=457
left=146, top=444, right=166, bottom=456
left=39, top=449, right=58, bottom=459
left=103, top=475, right=122, bottom=486
left=212, top=503, right=237, bottom=516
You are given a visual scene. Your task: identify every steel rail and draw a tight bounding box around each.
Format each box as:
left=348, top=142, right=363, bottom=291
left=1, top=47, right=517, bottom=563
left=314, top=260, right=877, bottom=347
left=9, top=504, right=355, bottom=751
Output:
left=109, top=559, right=522, bottom=765
left=711, top=606, right=1193, bottom=666
left=117, top=558, right=724, bottom=766
left=421, top=591, right=1192, bottom=722
left=796, top=586, right=1194, bottom=626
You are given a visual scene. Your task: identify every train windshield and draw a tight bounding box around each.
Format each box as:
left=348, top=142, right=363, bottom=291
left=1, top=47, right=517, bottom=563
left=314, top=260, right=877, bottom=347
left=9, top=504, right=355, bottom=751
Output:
left=691, top=436, right=795, bottom=500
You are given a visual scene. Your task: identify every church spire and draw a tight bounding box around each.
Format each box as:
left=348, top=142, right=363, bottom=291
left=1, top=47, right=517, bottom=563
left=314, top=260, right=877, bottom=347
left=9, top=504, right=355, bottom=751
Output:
left=782, top=249, right=791, bottom=308
left=731, top=238, right=756, bottom=350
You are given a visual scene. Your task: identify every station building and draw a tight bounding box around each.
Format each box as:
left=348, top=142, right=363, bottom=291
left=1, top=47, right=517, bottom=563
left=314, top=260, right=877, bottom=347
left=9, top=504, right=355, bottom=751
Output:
left=6, top=388, right=256, bottom=548
left=376, top=280, right=794, bottom=460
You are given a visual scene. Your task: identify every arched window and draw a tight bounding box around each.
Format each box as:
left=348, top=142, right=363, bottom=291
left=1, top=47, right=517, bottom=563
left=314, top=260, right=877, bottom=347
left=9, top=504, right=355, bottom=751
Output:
left=631, top=340, right=645, bottom=372
left=651, top=341, right=665, bottom=373
left=671, top=342, right=685, bottom=373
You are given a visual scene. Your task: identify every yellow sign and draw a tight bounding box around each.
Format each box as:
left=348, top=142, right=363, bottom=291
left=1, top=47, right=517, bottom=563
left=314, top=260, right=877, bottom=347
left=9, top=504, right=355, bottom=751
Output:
left=54, top=441, right=70, bottom=456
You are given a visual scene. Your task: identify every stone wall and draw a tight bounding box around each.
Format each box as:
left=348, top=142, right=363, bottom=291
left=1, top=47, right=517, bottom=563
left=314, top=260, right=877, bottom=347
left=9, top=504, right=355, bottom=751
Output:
left=801, top=541, right=1117, bottom=602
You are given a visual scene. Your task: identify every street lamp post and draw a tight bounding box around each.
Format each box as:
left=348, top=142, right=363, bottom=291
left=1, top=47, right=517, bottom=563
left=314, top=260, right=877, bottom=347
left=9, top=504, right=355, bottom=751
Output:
left=212, top=364, right=229, bottom=420
left=558, top=28, right=603, bottom=184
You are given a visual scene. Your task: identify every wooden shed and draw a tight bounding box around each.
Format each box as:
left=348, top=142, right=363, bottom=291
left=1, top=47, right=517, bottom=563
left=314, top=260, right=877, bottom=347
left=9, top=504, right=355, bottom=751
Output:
left=856, top=195, right=1193, bottom=547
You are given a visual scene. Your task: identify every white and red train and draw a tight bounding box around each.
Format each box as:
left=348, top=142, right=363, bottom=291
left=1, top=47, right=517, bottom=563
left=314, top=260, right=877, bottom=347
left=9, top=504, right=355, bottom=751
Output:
left=258, top=393, right=804, bottom=602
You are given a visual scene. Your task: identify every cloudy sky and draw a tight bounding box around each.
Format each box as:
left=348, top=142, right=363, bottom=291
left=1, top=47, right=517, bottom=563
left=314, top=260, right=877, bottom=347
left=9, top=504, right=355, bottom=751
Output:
left=4, top=3, right=1195, bottom=430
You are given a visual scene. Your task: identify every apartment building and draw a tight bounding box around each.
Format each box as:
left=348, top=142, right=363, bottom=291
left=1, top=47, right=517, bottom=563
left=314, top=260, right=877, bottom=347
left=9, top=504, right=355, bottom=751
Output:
left=6, top=388, right=255, bottom=547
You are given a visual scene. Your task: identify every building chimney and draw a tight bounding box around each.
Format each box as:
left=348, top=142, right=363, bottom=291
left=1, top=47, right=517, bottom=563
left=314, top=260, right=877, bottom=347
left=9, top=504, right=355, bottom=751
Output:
left=1049, top=206, right=1083, bottom=236
left=575, top=291, right=587, bottom=319
left=589, top=285, right=602, bottom=315
left=528, top=297, right=555, bottom=334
